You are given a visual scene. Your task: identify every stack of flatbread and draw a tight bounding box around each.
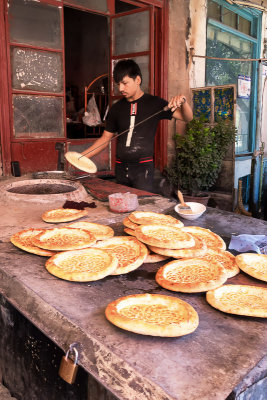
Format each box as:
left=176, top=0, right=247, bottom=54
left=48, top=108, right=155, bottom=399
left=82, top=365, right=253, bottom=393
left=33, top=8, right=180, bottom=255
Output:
left=123, top=213, right=239, bottom=292
left=151, top=227, right=238, bottom=293
left=10, top=208, right=152, bottom=281
left=11, top=226, right=151, bottom=281
left=123, top=211, right=185, bottom=263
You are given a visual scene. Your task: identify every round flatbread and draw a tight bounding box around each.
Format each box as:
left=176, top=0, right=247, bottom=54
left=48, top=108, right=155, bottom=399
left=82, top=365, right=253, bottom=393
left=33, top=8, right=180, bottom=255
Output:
left=199, top=249, right=239, bottom=278
left=32, top=227, right=96, bottom=251
left=235, top=253, right=267, bottom=282
left=93, top=236, right=148, bottom=275
left=144, top=251, right=170, bottom=263
left=135, top=224, right=195, bottom=249
left=65, top=151, right=97, bottom=173
left=124, top=228, right=136, bottom=237
left=128, top=211, right=184, bottom=228
left=10, top=229, right=56, bottom=257
left=206, top=284, right=267, bottom=317
left=42, top=208, right=88, bottom=223
left=122, top=217, right=139, bottom=230
left=46, top=248, right=118, bottom=281
left=148, top=231, right=207, bottom=259
left=105, top=293, right=199, bottom=337
left=156, top=258, right=228, bottom=292
left=66, top=221, right=114, bottom=241
left=182, top=226, right=226, bottom=251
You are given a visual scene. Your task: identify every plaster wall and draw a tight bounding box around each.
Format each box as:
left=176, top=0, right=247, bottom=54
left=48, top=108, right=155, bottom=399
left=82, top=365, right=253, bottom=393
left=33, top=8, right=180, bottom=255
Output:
left=167, top=0, right=192, bottom=164
left=188, top=0, right=207, bottom=89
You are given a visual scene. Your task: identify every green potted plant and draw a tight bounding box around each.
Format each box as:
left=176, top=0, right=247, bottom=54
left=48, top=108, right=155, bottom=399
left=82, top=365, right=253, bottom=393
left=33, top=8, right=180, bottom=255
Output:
left=166, top=116, right=236, bottom=204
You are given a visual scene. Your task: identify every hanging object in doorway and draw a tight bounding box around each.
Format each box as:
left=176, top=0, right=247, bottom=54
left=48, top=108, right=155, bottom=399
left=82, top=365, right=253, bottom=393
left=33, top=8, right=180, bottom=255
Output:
left=82, top=93, right=102, bottom=126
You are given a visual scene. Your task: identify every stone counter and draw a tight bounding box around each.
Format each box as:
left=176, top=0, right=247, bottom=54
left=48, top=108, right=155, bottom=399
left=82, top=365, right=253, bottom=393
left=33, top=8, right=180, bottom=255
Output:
left=0, top=187, right=266, bottom=400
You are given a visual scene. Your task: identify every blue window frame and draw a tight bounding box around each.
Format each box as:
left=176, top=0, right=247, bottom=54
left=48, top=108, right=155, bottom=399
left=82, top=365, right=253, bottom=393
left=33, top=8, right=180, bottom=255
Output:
left=206, top=0, right=262, bottom=154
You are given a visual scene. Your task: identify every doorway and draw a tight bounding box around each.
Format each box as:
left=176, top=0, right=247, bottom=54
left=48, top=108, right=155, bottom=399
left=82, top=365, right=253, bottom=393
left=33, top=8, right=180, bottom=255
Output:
left=64, top=7, right=109, bottom=140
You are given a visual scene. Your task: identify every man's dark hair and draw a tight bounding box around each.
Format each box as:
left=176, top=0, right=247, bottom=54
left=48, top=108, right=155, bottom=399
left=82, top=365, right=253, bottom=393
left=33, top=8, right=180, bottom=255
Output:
left=113, top=59, right=142, bottom=84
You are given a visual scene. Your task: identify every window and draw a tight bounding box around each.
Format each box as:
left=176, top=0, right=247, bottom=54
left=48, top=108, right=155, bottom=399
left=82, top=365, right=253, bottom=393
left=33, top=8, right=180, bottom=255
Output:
left=8, top=0, right=64, bottom=138
left=208, top=0, right=252, bottom=36
left=206, top=0, right=261, bottom=153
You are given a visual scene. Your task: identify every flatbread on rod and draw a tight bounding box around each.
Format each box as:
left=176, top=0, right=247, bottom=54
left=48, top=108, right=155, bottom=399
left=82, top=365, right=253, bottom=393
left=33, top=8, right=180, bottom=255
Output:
left=65, top=151, right=97, bottom=174
left=156, top=258, right=228, bottom=292
left=10, top=229, right=56, bottom=257
left=128, top=211, right=184, bottom=228
left=235, top=253, right=267, bottom=282
left=199, top=248, right=239, bottom=278
left=93, top=236, right=148, bottom=275
left=66, top=221, right=114, bottom=241
left=42, top=208, right=88, bottom=223
left=32, top=227, right=96, bottom=251
left=148, top=230, right=207, bottom=259
left=46, top=248, right=118, bottom=281
left=206, top=284, right=267, bottom=318
left=105, top=293, right=199, bottom=337
left=182, top=226, right=226, bottom=251
left=135, top=224, right=195, bottom=249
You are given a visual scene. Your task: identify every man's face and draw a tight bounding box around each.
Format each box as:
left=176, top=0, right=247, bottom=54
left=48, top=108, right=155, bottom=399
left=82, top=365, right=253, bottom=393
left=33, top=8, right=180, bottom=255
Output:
left=116, top=75, right=141, bottom=101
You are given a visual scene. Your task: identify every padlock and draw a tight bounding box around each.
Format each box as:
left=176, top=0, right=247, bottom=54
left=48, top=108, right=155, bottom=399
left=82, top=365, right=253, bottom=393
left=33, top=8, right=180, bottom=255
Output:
left=59, top=346, right=79, bottom=384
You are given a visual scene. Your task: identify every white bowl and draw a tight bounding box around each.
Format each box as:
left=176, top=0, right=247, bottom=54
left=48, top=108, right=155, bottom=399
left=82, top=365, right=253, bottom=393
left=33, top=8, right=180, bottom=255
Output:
left=174, top=202, right=206, bottom=220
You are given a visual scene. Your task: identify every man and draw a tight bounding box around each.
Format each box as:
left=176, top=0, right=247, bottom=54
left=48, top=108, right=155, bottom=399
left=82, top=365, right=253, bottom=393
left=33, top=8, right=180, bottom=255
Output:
left=82, top=59, right=193, bottom=192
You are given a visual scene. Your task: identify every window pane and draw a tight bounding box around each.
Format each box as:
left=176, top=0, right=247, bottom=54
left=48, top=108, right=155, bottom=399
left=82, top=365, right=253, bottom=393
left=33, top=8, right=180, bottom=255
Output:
left=239, top=16, right=251, bottom=35
left=13, top=95, right=63, bottom=138
left=223, top=9, right=237, bottom=29
left=207, top=1, right=221, bottom=21
left=206, top=25, right=253, bottom=153
left=65, top=0, right=108, bottom=13
left=9, top=0, right=61, bottom=49
left=11, top=48, right=63, bottom=93
left=206, top=26, right=252, bottom=86
left=193, top=89, right=212, bottom=120
left=115, top=0, right=138, bottom=13
left=113, top=11, right=150, bottom=55
left=214, top=87, right=234, bottom=121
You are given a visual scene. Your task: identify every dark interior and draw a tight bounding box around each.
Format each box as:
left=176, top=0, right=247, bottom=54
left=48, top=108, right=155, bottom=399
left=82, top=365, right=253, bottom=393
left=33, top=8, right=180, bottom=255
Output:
left=63, top=2, right=139, bottom=140
left=64, top=7, right=109, bottom=139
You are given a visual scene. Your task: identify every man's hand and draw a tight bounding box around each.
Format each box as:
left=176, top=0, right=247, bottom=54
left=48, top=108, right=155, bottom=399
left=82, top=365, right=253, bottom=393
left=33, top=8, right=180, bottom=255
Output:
left=168, top=94, right=193, bottom=123
left=168, top=95, right=186, bottom=112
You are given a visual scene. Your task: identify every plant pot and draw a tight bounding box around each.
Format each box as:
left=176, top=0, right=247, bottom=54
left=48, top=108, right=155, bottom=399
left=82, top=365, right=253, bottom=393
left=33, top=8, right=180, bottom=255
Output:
left=182, top=193, right=210, bottom=206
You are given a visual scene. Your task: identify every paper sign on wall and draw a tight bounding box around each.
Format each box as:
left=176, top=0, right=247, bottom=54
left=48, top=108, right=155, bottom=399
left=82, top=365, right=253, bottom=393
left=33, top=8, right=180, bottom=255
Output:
left=238, top=75, right=251, bottom=99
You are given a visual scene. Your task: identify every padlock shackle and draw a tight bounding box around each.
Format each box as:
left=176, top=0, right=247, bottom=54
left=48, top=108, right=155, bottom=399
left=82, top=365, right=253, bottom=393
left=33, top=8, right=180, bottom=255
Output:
left=65, top=346, right=79, bottom=364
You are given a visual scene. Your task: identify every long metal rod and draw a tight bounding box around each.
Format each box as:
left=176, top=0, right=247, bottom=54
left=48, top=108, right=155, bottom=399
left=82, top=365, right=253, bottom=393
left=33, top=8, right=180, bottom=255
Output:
left=78, top=105, right=179, bottom=160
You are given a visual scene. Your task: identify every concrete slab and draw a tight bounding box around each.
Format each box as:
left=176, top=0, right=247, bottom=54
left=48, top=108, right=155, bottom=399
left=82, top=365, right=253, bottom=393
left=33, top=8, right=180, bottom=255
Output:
left=0, top=177, right=266, bottom=400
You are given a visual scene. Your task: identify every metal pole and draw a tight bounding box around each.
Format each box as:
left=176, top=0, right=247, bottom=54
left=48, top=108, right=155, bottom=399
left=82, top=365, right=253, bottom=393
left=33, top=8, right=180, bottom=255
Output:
left=251, top=61, right=263, bottom=217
